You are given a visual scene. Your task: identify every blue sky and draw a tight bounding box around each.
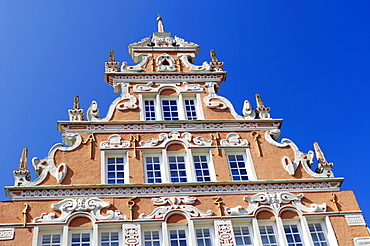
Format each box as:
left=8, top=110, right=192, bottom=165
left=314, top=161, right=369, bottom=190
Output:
left=1, top=1, right=369, bottom=222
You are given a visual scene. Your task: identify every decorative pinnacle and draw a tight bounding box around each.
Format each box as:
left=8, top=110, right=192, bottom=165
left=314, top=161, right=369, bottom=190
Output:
left=210, top=49, right=218, bottom=62
left=73, top=95, right=80, bottom=110
left=109, top=50, right=115, bottom=62
left=255, top=94, right=265, bottom=108
left=18, top=148, right=28, bottom=170
left=156, top=12, right=164, bottom=32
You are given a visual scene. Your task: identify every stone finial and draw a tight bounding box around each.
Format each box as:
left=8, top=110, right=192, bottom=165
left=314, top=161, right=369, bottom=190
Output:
left=209, top=49, right=224, bottom=71
left=109, top=50, right=115, bottom=62
left=73, top=95, right=80, bottom=110
left=314, top=142, right=334, bottom=177
left=14, top=148, right=31, bottom=186
left=18, top=148, right=28, bottom=170
left=210, top=49, right=218, bottom=62
left=68, top=95, right=84, bottom=121
left=156, top=12, right=164, bottom=32
left=255, top=94, right=271, bottom=119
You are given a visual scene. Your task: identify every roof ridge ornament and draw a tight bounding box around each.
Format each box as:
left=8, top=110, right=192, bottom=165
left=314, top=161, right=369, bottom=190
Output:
left=156, top=12, right=164, bottom=32
left=18, top=148, right=28, bottom=170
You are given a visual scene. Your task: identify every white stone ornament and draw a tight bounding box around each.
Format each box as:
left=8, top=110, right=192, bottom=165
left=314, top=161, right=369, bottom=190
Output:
left=345, top=214, right=367, bottom=226
left=120, top=54, right=152, bottom=72
left=34, top=197, right=127, bottom=223
left=220, top=133, right=249, bottom=147
left=14, top=133, right=82, bottom=186
left=265, top=129, right=335, bottom=178
left=0, top=228, right=14, bottom=240
left=225, top=191, right=326, bottom=215
left=140, top=131, right=212, bottom=148
left=100, top=134, right=130, bottom=149
left=139, top=196, right=213, bottom=219
left=157, top=53, right=176, bottom=71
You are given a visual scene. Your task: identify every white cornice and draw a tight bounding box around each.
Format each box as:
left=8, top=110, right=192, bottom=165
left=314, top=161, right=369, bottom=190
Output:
left=6, top=178, right=343, bottom=201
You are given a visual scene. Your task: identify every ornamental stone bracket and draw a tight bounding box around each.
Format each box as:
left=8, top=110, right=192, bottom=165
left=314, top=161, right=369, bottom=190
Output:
left=34, top=197, right=127, bottom=223
left=178, top=53, right=211, bottom=71
left=100, top=134, right=130, bottom=149
left=14, top=133, right=81, bottom=186
left=140, top=131, right=212, bottom=148
left=133, top=81, right=204, bottom=93
left=113, top=82, right=138, bottom=111
left=139, top=196, right=213, bottom=219
left=220, top=133, right=249, bottom=147
left=354, top=237, right=370, bottom=246
left=265, top=129, right=334, bottom=178
left=225, top=192, right=326, bottom=216
left=120, top=54, right=152, bottom=72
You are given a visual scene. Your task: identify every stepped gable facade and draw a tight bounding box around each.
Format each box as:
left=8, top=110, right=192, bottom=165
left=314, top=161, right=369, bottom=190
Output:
left=2, top=17, right=370, bottom=245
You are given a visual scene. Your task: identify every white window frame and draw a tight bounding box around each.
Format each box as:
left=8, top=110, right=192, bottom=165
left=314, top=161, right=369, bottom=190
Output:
left=231, top=221, right=254, bottom=246
left=143, top=99, right=157, bottom=121
left=194, top=224, right=215, bottom=246
left=167, top=151, right=188, bottom=183
left=37, top=227, right=63, bottom=246
left=101, top=151, right=129, bottom=184
left=143, top=152, right=163, bottom=184
left=226, top=149, right=257, bottom=181
left=141, top=224, right=162, bottom=246
left=99, top=228, right=122, bottom=246
left=190, top=149, right=216, bottom=182
left=69, top=228, right=93, bottom=246
left=167, top=224, right=189, bottom=246
left=305, top=218, right=335, bottom=246
left=282, top=220, right=305, bottom=246
left=257, top=221, right=279, bottom=246
left=139, top=92, right=204, bottom=121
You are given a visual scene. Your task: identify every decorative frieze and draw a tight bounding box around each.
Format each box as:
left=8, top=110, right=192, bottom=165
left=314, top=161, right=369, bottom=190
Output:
left=34, top=197, right=127, bottom=223
left=0, top=228, right=14, bottom=240
left=133, top=81, right=204, bottom=93
left=8, top=181, right=342, bottom=200
left=106, top=74, right=225, bottom=85
left=61, top=121, right=280, bottom=133
left=122, top=224, right=140, bottom=246
left=139, top=196, right=213, bottom=219
left=220, top=133, right=249, bottom=147
left=225, top=191, right=326, bottom=215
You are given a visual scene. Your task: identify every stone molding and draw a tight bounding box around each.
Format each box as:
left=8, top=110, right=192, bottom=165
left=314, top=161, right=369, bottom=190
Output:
left=34, top=197, right=127, bottom=223
left=7, top=181, right=341, bottom=200
left=139, top=196, right=213, bottom=219
left=139, top=131, right=212, bottom=148
left=225, top=191, right=326, bottom=215
left=61, top=121, right=281, bottom=134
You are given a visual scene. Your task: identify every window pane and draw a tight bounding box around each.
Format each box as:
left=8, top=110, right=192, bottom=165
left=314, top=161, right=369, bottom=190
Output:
left=193, top=155, right=211, bottom=182
left=259, top=226, right=277, bottom=246
left=146, top=156, right=162, bottom=183
left=309, top=223, right=329, bottom=245
left=162, top=100, right=179, bottom=120
left=228, top=155, right=249, bottom=181
left=169, top=156, right=187, bottom=182
left=144, top=100, right=156, bottom=120
left=284, top=224, right=303, bottom=246
left=184, top=99, right=197, bottom=120
left=233, top=226, right=252, bottom=246
left=106, top=156, right=125, bottom=184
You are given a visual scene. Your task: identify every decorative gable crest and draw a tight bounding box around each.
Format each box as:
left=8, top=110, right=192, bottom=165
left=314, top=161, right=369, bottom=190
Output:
left=34, top=197, right=127, bottom=223
left=225, top=191, right=326, bottom=216
left=157, top=53, right=176, bottom=71
left=100, top=134, right=130, bottom=149
left=139, top=196, right=213, bottom=219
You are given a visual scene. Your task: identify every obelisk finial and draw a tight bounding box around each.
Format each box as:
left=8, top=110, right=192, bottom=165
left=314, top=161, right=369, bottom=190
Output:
left=156, top=12, right=164, bottom=32
left=19, top=148, right=28, bottom=170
